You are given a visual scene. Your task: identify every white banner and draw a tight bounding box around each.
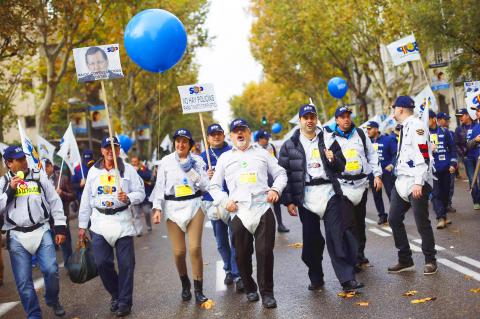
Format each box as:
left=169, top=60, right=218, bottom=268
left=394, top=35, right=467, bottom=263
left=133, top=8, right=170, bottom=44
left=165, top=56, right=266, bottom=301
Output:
left=57, top=123, right=83, bottom=176
left=160, top=135, right=173, bottom=152
left=18, top=120, right=42, bottom=170
left=178, top=83, right=218, bottom=114
left=386, top=34, right=421, bottom=66
left=414, top=85, right=437, bottom=120
left=73, top=44, right=124, bottom=83
left=465, top=91, right=480, bottom=117
left=37, top=135, right=56, bottom=164
left=0, top=142, right=8, bottom=156
left=464, top=81, right=480, bottom=96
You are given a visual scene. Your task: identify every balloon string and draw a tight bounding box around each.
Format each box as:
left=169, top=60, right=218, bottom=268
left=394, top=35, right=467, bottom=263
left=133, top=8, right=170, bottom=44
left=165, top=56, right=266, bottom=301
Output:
left=158, top=72, right=161, bottom=152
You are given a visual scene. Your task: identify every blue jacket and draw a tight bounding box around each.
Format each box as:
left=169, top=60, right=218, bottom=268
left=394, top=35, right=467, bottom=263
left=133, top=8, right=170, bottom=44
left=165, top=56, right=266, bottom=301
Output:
left=135, top=165, right=153, bottom=203
left=71, top=162, right=91, bottom=200
left=430, top=125, right=457, bottom=172
left=454, top=123, right=475, bottom=158
left=467, top=123, right=480, bottom=160
left=370, top=134, right=397, bottom=172
left=200, top=143, right=231, bottom=201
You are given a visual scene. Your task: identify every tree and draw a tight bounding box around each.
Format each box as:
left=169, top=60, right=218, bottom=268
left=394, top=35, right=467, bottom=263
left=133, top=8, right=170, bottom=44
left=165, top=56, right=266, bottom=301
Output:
left=230, top=80, right=307, bottom=136
left=407, top=0, right=480, bottom=80
left=249, top=0, right=420, bottom=121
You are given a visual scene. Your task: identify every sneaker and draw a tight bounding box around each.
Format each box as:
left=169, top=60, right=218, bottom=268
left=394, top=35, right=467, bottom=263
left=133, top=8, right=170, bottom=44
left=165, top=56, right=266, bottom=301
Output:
left=235, top=278, right=245, bottom=293
left=116, top=304, right=132, bottom=317
left=49, top=302, right=66, bottom=317
left=308, top=280, right=324, bottom=291
left=341, top=280, right=364, bottom=292
left=445, top=217, right=452, bottom=225
left=277, top=224, right=290, bottom=233
left=436, top=218, right=446, bottom=229
left=446, top=205, right=456, bottom=213
left=224, top=272, right=234, bottom=285
left=147, top=227, right=152, bottom=232
left=110, top=298, right=119, bottom=313
left=246, top=292, right=259, bottom=302
left=377, top=215, right=388, bottom=225
left=423, top=262, right=438, bottom=275
left=388, top=262, right=414, bottom=273
left=474, top=204, right=480, bottom=210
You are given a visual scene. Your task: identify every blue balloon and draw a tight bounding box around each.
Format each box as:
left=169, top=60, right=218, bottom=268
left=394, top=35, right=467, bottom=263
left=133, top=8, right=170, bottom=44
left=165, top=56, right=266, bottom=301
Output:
left=118, top=134, right=133, bottom=153
left=271, top=123, right=282, bottom=134
left=327, top=77, right=348, bottom=99
left=124, top=9, right=187, bottom=73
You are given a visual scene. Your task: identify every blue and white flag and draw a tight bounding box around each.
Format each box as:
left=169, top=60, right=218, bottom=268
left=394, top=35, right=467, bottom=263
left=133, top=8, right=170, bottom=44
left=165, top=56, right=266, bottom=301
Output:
left=37, top=135, right=56, bottom=164
left=57, top=123, right=83, bottom=176
left=386, top=34, right=421, bottom=66
left=18, top=120, right=42, bottom=170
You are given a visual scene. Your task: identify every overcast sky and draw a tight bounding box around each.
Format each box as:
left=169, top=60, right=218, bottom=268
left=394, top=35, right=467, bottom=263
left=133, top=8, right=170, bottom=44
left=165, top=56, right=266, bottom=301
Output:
left=196, top=0, right=263, bottom=129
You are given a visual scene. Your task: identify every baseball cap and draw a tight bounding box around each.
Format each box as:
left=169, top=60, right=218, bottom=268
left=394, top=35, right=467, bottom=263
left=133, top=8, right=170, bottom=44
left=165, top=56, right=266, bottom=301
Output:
left=366, top=121, right=379, bottom=129
left=257, top=129, right=271, bottom=140
left=82, top=149, right=94, bottom=161
left=207, top=124, right=224, bottom=135
left=436, top=112, right=450, bottom=120
left=101, top=136, right=120, bottom=148
left=2, top=145, right=25, bottom=161
left=429, top=110, right=437, bottom=118
left=392, top=96, right=415, bottom=108
left=455, top=108, right=468, bottom=116
left=173, top=128, right=194, bottom=146
left=298, top=104, right=317, bottom=117
left=335, top=106, right=352, bottom=118
left=230, top=118, right=250, bottom=131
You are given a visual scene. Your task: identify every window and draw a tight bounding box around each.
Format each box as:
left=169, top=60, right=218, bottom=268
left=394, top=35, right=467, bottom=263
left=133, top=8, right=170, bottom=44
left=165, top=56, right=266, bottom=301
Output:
left=435, top=51, right=444, bottom=64
left=25, top=116, right=36, bottom=128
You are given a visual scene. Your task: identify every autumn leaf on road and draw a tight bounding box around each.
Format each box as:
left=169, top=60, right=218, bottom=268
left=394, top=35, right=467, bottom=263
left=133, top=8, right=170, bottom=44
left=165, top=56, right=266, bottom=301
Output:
left=356, top=301, right=369, bottom=307
left=200, top=299, right=215, bottom=309
left=411, top=297, right=436, bottom=304
left=338, top=291, right=357, bottom=298
left=403, top=290, right=418, bottom=296
left=287, top=242, right=303, bottom=248
left=469, top=288, right=480, bottom=293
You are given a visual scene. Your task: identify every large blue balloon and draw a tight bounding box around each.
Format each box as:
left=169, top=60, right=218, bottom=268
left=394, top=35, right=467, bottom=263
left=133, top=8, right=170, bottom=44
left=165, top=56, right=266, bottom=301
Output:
left=271, top=123, right=282, bottom=134
left=327, top=77, right=348, bottom=99
left=124, top=9, right=187, bottom=73
left=118, top=135, right=133, bottom=153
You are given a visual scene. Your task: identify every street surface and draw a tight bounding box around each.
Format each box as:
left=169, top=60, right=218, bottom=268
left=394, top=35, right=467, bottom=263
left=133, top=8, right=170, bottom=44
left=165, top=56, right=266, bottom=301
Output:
left=1, top=179, right=479, bottom=318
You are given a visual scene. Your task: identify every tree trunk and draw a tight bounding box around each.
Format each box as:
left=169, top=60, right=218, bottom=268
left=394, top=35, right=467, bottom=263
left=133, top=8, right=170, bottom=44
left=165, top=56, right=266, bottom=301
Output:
left=36, top=82, right=56, bottom=134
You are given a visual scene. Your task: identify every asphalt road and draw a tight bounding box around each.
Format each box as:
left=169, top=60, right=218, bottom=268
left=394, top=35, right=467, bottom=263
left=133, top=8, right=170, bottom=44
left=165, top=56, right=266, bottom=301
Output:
left=1, top=178, right=479, bottom=319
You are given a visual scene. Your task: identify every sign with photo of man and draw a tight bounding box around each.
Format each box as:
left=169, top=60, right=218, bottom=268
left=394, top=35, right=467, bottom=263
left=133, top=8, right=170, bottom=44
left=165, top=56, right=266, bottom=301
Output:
left=90, top=105, right=108, bottom=129
left=73, top=44, right=124, bottom=83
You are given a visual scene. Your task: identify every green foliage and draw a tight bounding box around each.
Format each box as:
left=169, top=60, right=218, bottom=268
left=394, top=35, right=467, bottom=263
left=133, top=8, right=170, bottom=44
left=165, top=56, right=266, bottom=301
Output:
left=230, top=80, right=307, bottom=136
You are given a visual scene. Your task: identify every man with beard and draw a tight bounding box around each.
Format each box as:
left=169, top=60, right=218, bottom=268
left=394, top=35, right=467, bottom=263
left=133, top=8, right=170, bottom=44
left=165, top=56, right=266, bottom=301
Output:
left=209, top=119, right=287, bottom=308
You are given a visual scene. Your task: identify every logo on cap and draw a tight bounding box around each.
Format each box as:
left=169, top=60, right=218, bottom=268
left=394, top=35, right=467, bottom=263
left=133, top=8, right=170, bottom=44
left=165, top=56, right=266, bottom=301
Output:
left=15, top=147, right=22, bottom=153
left=233, top=120, right=242, bottom=126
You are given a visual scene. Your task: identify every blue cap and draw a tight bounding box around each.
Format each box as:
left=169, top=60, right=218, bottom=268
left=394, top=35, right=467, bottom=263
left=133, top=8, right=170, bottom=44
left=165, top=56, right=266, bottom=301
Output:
left=428, top=110, right=437, bottom=118
left=2, top=145, right=25, bottom=161
left=257, top=129, right=270, bottom=140
left=101, top=136, right=120, bottom=148
left=455, top=108, right=468, bottom=116
left=230, top=118, right=250, bottom=131
left=82, top=149, right=93, bottom=160
left=335, top=106, right=352, bottom=118
left=298, top=104, right=317, bottom=117
left=436, top=112, right=450, bottom=120
left=393, top=96, right=415, bottom=108
left=366, top=121, right=379, bottom=129
left=207, top=124, right=224, bottom=135
left=173, top=128, right=194, bottom=146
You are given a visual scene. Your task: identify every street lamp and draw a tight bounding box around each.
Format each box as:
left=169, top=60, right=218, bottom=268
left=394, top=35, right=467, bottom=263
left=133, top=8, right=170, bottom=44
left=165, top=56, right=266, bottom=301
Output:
left=68, top=97, right=93, bottom=150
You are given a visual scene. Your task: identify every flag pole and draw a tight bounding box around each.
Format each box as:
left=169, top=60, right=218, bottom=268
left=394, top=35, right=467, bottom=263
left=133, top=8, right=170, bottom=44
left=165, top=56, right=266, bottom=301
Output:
left=57, top=158, right=65, bottom=190
left=198, top=112, right=212, bottom=169
left=100, top=80, right=121, bottom=191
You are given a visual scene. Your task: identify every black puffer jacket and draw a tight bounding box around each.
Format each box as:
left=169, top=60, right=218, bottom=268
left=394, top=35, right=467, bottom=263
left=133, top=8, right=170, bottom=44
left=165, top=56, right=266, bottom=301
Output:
left=278, top=129, right=346, bottom=206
